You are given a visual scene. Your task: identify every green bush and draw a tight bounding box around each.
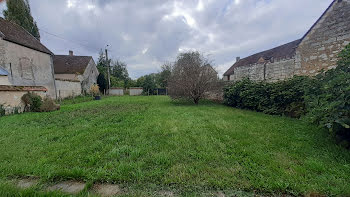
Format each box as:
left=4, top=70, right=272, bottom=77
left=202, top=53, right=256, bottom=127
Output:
left=224, top=43, right=350, bottom=144
left=21, top=92, right=43, bottom=112
left=224, top=76, right=309, bottom=118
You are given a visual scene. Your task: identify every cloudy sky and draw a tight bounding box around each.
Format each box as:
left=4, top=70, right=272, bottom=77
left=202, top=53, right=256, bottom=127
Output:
left=0, top=0, right=332, bottom=79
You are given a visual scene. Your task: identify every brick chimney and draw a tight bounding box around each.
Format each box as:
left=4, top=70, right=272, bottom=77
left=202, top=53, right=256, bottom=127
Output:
left=69, top=50, right=74, bottom=56
left=236, top=57, right=240, bottom=62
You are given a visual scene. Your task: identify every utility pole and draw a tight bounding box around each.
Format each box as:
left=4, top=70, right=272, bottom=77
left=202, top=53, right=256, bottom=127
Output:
left=105, top=48, right=111, bottom=94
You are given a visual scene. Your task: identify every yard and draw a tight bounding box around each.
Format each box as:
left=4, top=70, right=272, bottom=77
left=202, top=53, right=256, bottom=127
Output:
left=0, top=96, right=349, bottom=196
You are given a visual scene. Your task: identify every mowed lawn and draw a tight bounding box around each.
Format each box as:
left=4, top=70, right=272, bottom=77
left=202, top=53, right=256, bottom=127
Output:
left=0, top=96, right=350, bottom=196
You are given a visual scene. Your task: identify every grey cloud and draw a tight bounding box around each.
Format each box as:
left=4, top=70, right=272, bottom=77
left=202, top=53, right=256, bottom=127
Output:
left=0, top=0, right=333, bottom=78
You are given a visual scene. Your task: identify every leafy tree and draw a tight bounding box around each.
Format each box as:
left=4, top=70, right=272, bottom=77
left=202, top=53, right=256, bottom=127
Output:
left=158, top=62, right=172, bottom=88
left=168, top=51, right=219, bottom=104
left=111, top=60, right=129, bottom=82
left=143, top=74, right=157, bottom=93
left=3, top=0, right=40, bottom=40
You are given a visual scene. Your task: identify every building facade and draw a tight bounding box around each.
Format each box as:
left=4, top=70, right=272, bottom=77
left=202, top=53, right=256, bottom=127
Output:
left=223, top=0, right=350, bottom=82
left=0, top=17, right=57, bottom=98
left=53, top=51, right=99, bottom=99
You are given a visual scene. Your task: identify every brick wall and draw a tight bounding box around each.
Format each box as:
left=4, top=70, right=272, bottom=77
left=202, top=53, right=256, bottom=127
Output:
left=295, top=0, right=350, bottom=76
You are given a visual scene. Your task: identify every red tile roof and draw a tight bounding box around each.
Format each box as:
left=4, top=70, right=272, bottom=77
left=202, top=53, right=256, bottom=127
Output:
left=0, top=85, right=47, bottom=92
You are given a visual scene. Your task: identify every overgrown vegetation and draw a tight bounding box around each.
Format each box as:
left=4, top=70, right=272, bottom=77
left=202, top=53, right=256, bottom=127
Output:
left=224, top=43, right=350, bottom=146
left=0, top=96, right=349, bottom=196
left=21, top=92, right=59, bottom=112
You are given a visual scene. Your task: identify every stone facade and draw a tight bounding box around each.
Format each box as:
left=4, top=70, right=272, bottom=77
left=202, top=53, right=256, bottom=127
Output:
left=295, top=0, right=350, bottom=76
left=223, top=0, right=350, bottom=82
left=81, top=59, right=99, bottom=92
left=55, top=79, right=82, bottom=99
left=0, top=38, right=57, bottom=98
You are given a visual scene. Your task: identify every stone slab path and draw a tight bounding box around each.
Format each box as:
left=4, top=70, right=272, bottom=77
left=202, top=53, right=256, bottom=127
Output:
left=93, top=184, right=122, bottom=196
left=16, top=178, right=39, bottom=189
left=47, top=181, right=86, bottom=194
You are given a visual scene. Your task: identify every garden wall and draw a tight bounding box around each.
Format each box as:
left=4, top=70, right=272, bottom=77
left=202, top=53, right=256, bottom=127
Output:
left=0, top=85, right=47, bottom=114
left=109, top=88, right=124, bottom=96
left=55, top=79, right=82, bottom=99
left=129, top=88, right=143, bottom=96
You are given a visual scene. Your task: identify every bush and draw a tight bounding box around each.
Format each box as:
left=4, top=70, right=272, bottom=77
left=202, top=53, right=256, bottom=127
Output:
left=224, top=76, right=309, bottom=118
left=21, top=92, right=43, bottom=112
left=40, top=97, right=60, bottom=112
left=90, top=84, right=100, bottom=96
left=224, top=43, right=350, bottom=145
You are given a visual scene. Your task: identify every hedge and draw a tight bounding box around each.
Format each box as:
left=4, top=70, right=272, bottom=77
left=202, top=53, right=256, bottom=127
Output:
left=224, top=44, right=350, bottom=145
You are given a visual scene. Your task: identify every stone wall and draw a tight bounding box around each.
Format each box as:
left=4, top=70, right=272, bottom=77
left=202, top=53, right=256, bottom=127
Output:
left=0, top=75, right=10, bottom=85
left=109, top=88, right=124, bottom=96
left=55, top=79, right=82, bottom=99
left=0, top=39, right=57, bottom=98
left=0, top=89, right=47, bottom=114
left=81, top=59, right=99, bottom=92
left=230, top=58, right=295, bottom=82
left=129, top=88, right=143, bottom=96
left=295, top=0, right=350, bottom=76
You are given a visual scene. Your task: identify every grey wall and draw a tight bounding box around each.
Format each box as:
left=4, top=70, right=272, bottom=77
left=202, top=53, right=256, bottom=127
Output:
left=0, top=38, right=57, bottom=98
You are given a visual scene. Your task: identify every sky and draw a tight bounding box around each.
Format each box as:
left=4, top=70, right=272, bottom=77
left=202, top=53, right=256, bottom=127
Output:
left=0, top=0, right=332, bottom=79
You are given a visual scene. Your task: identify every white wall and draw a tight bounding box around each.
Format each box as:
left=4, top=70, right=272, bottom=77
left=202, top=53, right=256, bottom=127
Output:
left=0, top=75, right=10, bottom=85
left=130, top=88, right=143, bottom=96
left=109, top=88, right=124, bottom=96
left=55, top=79, right=82, bottom=99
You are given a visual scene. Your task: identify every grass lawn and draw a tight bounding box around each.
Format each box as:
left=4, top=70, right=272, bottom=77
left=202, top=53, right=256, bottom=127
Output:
left=0, top=96, right=349, bottom=196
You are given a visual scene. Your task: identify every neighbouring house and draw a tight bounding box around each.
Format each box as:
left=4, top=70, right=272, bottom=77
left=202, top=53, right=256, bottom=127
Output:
left=223, top=0, right=350, bottom=82
left=0, top=17, right=56, bottom=113
left=53, top=51, right=99, bottom=98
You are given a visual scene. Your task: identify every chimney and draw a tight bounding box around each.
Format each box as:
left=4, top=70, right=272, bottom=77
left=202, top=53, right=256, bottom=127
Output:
left=69, top=50, right=74, bottom=56
left=236, top=57, right=240, bottom=62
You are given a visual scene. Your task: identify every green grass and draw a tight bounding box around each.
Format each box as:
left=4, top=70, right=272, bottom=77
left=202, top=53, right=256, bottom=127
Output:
left=0, top=96, right=349, bottom=196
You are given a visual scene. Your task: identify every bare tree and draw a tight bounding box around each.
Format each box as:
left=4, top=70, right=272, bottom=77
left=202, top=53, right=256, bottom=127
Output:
left=168, top=51, right=219, bottom=104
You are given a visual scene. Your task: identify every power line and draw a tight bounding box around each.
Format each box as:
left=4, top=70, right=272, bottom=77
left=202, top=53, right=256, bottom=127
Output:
left=39, top=27, right=109, bottom=53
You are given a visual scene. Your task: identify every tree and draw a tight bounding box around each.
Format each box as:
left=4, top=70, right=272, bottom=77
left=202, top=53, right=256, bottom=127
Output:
left=111, top=60, right=129, bottom=82
left=3, top=0, right=40, bottom=40
left=97, top=73, right=107, bottom=93
left=168, top=51, right=219, bottom=104
left=158, top=62, right=172, bottom=88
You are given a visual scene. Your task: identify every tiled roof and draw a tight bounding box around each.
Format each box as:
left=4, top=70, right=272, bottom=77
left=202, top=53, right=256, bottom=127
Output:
left=53, top=55, right=92, bottom=74
left=0, top=17, right=52, bottom=55
left=224, top=39, right=301, bottom=76
left=0, top=85, right=47, bottom=92
left=0, top=67, right=8, bottom=76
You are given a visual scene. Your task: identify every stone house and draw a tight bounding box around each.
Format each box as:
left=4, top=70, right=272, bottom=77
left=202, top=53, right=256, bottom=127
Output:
left=0, top=17, right=56, bottom=97
left=0, top=17, right=56, bottom=113
left=223, top=0, right=350, bottom=82
left=53, top=51, right=99, bottom=98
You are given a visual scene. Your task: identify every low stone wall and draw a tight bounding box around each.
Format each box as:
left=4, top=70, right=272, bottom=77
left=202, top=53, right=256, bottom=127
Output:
left=55, top=79, right=82, bottom=99
left=0, top=85, right=48, bottom=114
left=129, top=88, right=143, bottom=96
left=109, top=88, right=124, bottom=96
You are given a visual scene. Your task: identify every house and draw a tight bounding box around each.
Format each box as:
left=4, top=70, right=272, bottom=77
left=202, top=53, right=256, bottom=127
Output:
left=0, top=17, right=56, bottom=113
left=0, top=17, right=56, bottom=97
left=223, top=0, right=350, bottom=82
left=53, top=51, right=99, bottom=98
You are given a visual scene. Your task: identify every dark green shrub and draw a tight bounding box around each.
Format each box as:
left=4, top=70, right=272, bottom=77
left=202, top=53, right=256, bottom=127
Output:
left=224, top=76, right=309, bottom=118
left=0, top=105, right=5, bottom=117
left=21, top=92, right=43, bottom=112
left=304, top=45, right=350, bottom=143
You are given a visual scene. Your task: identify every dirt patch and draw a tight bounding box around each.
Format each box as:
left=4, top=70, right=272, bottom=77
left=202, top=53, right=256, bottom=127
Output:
left=16, top=178, right=39, bottom=189
left=93, top=183, right=122, bottom=196
left=47, top=181, right=85, bottom=194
